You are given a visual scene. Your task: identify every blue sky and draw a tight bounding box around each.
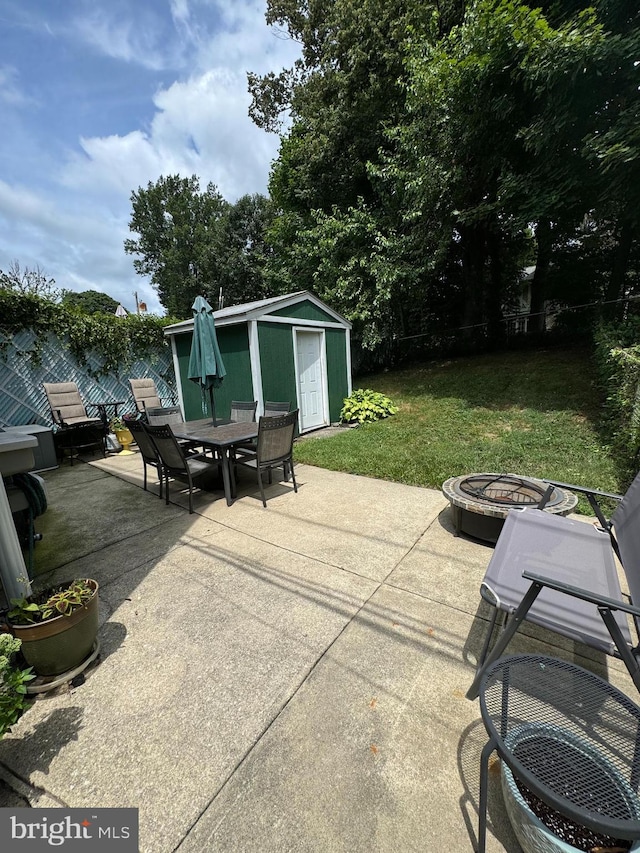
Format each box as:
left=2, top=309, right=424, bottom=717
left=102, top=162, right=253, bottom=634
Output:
left=0, top=0, right=299, bottom=314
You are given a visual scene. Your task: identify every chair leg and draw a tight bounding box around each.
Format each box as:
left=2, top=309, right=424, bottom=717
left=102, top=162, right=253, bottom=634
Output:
left=290, top=459, right=297, bottom=493
left=257, top=469, right=267, bottom=508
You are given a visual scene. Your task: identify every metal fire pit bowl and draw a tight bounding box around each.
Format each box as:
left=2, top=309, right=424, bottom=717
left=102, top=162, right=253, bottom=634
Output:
left=442, top=473, right=578, bottom=544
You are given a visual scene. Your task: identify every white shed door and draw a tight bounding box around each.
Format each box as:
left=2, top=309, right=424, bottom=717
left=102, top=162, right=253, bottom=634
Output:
left=296, top=330, right=326, bottom=431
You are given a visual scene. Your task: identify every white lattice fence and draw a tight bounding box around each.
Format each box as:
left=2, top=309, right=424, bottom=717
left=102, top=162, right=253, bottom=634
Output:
left=0, top=330, right=176, bottom=427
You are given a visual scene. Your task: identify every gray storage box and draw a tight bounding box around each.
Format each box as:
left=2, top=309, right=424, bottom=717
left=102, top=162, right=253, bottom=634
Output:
left=4, top=425, right=59, bottom=471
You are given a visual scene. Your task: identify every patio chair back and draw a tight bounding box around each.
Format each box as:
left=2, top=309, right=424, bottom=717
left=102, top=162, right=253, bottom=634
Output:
left=146, top=406, right=184, bottom=426
left=257, top=410, right=298, bottom=466
left=143, top=423, right=186, bottom=474
left=126, top=419, right=163, bottom=498
left=230, top=401, right=258, bottom=423
left=129, top=378, right=162, bottom=413
left=43, top=382, right=93, bottom=426
left=264, top=401, right=290, bottom=418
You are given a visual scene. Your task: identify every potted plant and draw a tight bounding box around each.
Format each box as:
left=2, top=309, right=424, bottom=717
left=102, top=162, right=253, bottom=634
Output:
left=109, top=415, right=134, bottom=454
left=7, top=578, right=99, bottom=677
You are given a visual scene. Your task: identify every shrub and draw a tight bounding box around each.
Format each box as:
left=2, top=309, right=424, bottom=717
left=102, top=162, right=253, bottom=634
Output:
left=593, top=320, right=640, bottom=487
left=340, top=388, right=398, bottom=424
left=0, top=634, right=34, bottom=736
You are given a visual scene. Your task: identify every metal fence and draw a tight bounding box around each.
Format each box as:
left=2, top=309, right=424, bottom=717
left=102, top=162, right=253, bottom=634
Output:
left=0, top=329, right=176, bottom=427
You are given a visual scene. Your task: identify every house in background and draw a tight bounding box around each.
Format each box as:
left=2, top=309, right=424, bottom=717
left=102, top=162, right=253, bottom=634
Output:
left=163, top=291, right=352, bottom=433
left=505, top=266, right=560, bottom=335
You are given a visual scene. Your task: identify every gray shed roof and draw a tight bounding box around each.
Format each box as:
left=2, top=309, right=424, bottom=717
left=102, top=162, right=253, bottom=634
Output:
left=163, top=290, right=351, bottom=336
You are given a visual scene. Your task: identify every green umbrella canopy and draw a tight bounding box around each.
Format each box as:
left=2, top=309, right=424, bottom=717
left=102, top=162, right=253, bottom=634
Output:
left=188, top=296, right=227, bottom=423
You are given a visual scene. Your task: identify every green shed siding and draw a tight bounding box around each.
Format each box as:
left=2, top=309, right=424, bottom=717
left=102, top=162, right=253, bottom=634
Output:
left=175, top=325, right=254, bottom=421
left=325, top=328, right=349, bottom=422
left=269, top=300, right=335, bottom=324
left=257, top=322, right=298, bottom=410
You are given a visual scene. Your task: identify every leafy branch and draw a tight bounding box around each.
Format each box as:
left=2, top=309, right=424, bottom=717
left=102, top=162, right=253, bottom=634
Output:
left=0, top=287, right=177, bottom=378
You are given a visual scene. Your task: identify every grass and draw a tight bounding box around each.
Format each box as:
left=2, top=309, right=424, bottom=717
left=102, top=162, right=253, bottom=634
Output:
left=294, top=346, right=619, bottom=514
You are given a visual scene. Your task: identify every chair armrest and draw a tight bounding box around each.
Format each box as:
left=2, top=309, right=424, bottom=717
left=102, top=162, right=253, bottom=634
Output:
left=522, top=570, right=640, bottom=618
left=542, top=479, right=623, bottom=501
left=543, top=479, right=622, bottom=530
left=54, top=409, right=69, bottom=428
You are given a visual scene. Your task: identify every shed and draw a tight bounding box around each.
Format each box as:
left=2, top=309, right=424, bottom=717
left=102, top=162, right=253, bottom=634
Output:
left=163, top=291, right=352, bottom=433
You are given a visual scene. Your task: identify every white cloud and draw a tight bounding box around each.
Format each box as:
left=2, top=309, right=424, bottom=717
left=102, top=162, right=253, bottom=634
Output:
left=0, top=1, right=301, bottom=314
left=60, top=69, right=281, bottom=202
left=0, top=65, right=32, bottom=106
left=72, top=9, right=172, bottom=71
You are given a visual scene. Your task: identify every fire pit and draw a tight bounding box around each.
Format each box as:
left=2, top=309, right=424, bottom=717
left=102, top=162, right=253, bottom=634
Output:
left=442, top=472, right=577, bottom=543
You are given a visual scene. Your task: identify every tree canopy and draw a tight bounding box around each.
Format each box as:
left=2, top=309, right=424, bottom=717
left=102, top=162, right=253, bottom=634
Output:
left=249, top=0, right=640, bottom=356
left=125, top=176, right=277, bottom=317
left=61, top=290, right=120, bottom=315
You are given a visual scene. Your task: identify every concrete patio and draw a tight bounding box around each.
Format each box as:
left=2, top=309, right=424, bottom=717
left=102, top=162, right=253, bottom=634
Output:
left=0, top=448, right=635, bottom=852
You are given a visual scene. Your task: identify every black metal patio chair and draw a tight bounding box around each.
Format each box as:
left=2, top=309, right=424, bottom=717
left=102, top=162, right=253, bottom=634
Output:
left=142, top=423, right=220, bottom=514
left=234, top=410, right=299, bottom=508
left=466, top=471, right=640, bottom=699
left=126, top=419, right=164, bottom=499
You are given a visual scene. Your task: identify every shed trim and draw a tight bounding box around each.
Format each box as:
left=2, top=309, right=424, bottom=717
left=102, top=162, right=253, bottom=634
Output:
left=248, top=319, right=264, bottom=414
left=163, top=290, right=351, bottom=337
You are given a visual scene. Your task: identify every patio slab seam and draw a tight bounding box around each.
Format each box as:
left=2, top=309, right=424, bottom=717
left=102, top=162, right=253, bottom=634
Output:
left=177, top=547, right=423, bottom=849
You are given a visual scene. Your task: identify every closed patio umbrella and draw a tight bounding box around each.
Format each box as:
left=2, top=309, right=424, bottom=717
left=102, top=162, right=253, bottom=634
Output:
left=188, top=295, right=226, bottom=426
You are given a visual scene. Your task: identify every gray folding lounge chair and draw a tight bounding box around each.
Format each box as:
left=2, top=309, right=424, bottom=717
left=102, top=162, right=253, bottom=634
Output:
left=467, top=472, right=640, bottom=699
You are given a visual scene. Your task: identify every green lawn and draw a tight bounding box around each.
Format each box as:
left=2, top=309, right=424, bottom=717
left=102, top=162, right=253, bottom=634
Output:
left=295, top=347, right=618, bottom=513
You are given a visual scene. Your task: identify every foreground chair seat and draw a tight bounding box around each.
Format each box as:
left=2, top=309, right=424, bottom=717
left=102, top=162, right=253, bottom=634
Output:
left=467, top=471, right=640, bottom=699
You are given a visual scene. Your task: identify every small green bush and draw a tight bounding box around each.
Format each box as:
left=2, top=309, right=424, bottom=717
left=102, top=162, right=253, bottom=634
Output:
left=340, top=388, right=398, bottom=424
left=0, top=634, right=33, bottom=737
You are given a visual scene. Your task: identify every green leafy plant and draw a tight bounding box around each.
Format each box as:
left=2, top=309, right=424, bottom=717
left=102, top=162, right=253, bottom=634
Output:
left=8, top=579, right=96, bottom=625
left=0, top=633, right=34, bottom=736
left=340, top=388, right=399, bottom=424
left=0, top=286, right=177, bottom=378
left=109, top=415, right=127, bottom=432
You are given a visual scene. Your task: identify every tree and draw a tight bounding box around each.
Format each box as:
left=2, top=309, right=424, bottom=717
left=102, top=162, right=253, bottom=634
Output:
left=250, top=0, right=439, bottom=350
left=252, top=0, right=640, bottom=356
left=60, top=290, right=120, bottom=315
left=124, top=175, right=229, bottom=317
left=0, top=261, right=60, bottom=301
left=216, top=194, right=277, bottom=307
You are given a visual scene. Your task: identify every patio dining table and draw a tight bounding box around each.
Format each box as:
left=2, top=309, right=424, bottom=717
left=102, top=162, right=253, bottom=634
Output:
left=172, top=419, right=258, bottom=507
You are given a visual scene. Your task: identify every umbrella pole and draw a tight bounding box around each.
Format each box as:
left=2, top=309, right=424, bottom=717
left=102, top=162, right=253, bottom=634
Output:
left=209, top=387, right=217, bottom=427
